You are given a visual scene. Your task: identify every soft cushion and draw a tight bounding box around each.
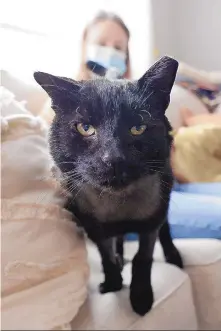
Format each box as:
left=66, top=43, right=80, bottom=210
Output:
left=171, top=124, right=221, bottom=183
left=216, top=103, right=221, bottom=113
left=71, top=243, right=198, bottom=330
left=176, top=62, right=221, bottom=113
left=180, top=108, right=221, bottom=127
left=166, top=84, right=208, bottom=129
left=127, top=183, right=221, bottom=242
left=125, top=239, right=221, bottom=330
left=1, top=70, right=48, bottom=116
left=1, top=87, right=89, bottom=330
left=156, top=239, right=221, bottom=330
left=174, top=182, right=221, bottom=197
left=168, top=191, right=221, bottom=239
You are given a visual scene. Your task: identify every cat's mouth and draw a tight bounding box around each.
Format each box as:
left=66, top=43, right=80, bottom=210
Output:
left=100, top=176, right=133, bottom=191
left=101, top=181, right=127, bottom=189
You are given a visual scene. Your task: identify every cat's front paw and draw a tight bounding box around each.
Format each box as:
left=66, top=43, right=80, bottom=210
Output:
left=165, top=247, right=183, bottom=269
left=99, top=277, right=123, bottom=294
left=130, top=282, right=154, bottom=316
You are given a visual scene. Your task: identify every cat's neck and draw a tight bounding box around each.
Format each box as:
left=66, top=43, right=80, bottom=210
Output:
left=83, top=174, right=159, bottom=198
left=71, top=173, right=162, bottom=223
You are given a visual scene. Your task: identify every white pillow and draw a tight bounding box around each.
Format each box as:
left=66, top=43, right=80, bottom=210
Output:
left=0, top=86, right=29, bottom=117
left=166, top=85, right=209, bottom=129
left=215, top=103, right=221, bottom=114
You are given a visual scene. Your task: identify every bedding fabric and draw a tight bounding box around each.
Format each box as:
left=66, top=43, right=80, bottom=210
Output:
left=1, top=87, right=89, bottom=330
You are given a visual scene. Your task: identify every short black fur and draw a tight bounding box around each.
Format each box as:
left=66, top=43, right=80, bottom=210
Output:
left=34, top=56, right=183, bottom=316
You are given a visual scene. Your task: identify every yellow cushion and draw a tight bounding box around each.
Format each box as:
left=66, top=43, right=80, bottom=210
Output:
left=172, top=124, right=221, bottom=183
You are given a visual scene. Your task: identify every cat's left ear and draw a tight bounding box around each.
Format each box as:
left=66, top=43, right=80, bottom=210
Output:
left=34, top=72, right=81, bottom=96
left=34, top=72, right=81, bottom=113
left=138, top=56, right=178, bottom=96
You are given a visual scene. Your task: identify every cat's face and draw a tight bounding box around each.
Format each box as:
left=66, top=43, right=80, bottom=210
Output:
left=34, top=56, right=178, bottom=190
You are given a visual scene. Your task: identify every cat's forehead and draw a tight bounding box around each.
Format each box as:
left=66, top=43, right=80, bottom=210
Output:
left=76, top=79, right=156, bottom=124
left=77, top=79, right=138, bottom=121
left=81, top=79, right=133, bottom=102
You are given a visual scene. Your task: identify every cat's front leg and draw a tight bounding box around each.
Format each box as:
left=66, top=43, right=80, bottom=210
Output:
left=116, top=235, right=125, bottom=271
left=130, top=231, right=158, bottom=316
left=159, top=218, right=183, bottom=269
left=97, top=238, right=123, bottom=294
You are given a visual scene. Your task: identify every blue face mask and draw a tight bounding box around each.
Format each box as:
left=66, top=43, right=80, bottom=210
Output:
left=85, top=44, right=127, bottom=77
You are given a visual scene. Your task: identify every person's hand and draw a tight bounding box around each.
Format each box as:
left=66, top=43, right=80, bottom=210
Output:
left=180, top=108, right=221, bottom=126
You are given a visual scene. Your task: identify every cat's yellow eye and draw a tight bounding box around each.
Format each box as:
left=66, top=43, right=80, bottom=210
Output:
left=130, top=125, right=147, bottom=136
left=76, top=123, right=95, bottom=137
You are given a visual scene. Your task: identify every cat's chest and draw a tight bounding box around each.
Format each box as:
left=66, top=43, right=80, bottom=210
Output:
left=75, top=175, right=161, bottom=222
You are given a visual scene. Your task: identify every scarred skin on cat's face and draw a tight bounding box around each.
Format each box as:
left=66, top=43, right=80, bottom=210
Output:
left=34, top=57, right=177, bottom=192
left=49, top=80, right=171, bottom=190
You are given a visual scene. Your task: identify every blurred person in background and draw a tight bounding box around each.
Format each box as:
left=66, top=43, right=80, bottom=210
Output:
left=76, top=11, right=131, bottom=80
left=41, top=11, right=131, bottom=123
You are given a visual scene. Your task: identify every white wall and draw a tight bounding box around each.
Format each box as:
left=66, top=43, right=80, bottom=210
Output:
left=1, top=0, right=151, bottom=84
left=151, top=0, right=221, bottom=71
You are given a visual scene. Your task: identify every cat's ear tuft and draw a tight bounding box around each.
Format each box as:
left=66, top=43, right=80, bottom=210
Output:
left=34, top=72, right=81, bottom=113
left=34, top=71, right=81, bottom=97
left=138, top=56, right=179, bottom=94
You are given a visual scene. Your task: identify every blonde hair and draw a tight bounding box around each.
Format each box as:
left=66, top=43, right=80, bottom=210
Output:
left=77, top=11, right=131, bottom=80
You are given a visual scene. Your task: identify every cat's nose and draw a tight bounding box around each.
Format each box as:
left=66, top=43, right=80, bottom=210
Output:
left=102, top=152, right=128, bottom=184
left=102, top=151, right=125, bottom=165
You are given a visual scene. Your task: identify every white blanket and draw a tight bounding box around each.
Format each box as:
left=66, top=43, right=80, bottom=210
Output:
left=1, top=87, right=89, bottom=330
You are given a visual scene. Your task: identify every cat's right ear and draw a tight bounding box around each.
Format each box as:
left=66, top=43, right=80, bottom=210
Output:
left=34, top=72, right=81, bottom=112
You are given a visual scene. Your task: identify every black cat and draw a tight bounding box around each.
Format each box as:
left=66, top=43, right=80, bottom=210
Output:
left=34, top=56, right=183, bottom=316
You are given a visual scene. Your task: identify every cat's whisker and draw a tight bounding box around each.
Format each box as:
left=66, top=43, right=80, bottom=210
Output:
left=56, top=161, right=77, bottom=166
left=59, top=189, right=70, bottom=200
left=66, top=185, right=79, bottom=195
left=149, top=168, right=173, bottom=174
left=64, top=170, right=80, bottom=178
left=66, top=179, right=81, bottom=189
left=160, top=181, right=173, bottom=190
left=145, top=161, right=165, bottom=164
left=161, top=179, right=173, bottom=187
left=62, top=169, right=81, bottom=176
left=159, top=194, right=168, bottom=206
left=72, top=182, right=84, bottom=201
left=64, top=172, right=82, bottom=180
left=99, top=187, right=106, bottom=199
left=149, top=168, right=174, bottom=178
left=167, top=196, right=179, bottom=210
left=66, top=178, right=82, bottom=184
left=64, top=180, right=81, bottom=188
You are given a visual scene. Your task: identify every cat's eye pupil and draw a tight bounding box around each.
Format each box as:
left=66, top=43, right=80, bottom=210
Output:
left=76, top=123, right=96, bottom=137
left=83, top=124, right=90, bottom=131
left=130, top=124, right=146, bottom=136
